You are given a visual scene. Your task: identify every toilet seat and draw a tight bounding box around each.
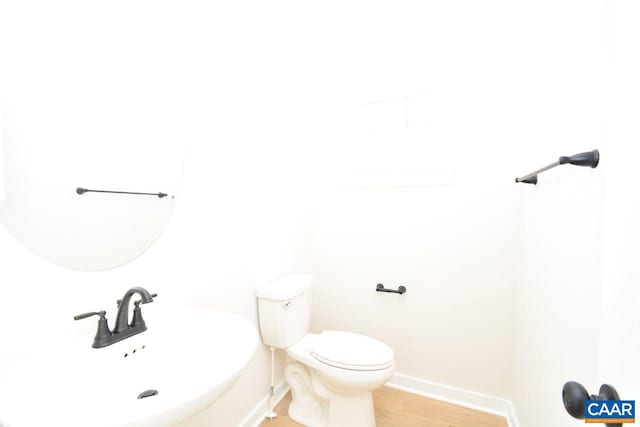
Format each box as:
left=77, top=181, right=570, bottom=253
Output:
left=311, top=331, right=394, bottom=371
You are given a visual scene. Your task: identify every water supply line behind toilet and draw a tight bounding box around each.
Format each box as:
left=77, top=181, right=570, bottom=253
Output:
left=267, top=346, right=277, bottom=419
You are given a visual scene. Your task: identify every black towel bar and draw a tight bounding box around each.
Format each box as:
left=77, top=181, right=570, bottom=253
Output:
left=515, top=149, right=600, bottom=185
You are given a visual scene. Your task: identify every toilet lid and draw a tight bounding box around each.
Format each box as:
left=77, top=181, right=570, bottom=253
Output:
left=311, top=331, right=394, bottom=371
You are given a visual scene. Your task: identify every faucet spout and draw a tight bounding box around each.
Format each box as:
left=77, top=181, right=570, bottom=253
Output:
left=114, top=287, right=155, bottom=334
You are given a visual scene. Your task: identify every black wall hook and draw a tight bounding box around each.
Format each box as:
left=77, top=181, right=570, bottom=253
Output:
left=376, top=283, right=407, bottom=294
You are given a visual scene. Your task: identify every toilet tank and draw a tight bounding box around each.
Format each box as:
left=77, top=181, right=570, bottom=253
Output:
left=256, top=274, right=313, bottom=349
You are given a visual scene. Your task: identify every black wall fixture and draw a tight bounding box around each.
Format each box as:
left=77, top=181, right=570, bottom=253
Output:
left=562, top=381, right=623, bottom=427
left=376, top=283, right=407, bottom=295
left=76, top=187, right=168, bottom=198
left=515, top=149, right=600, bottom=185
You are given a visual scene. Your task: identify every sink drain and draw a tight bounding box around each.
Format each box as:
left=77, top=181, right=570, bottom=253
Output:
left=138, top=389, right=159, bottom=399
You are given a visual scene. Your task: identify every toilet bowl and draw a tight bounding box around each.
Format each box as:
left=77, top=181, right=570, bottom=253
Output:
left=256, top=274, right=395, bottom=427
left=286, top=332, right=394, bottom=427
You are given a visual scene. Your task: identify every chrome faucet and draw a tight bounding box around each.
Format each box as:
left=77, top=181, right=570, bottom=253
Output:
left=74, top=286, right=156, bottom=348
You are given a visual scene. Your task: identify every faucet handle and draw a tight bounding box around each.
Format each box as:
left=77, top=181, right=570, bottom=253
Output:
left=74, top=310, right=113, bottom=348
left=74, top=311, right=107, bottom=321
left=130, top=294, right=157, bottom=327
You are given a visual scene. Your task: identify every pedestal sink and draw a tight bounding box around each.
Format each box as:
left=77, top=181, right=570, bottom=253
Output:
left=0, top=308, right=258, bottom=427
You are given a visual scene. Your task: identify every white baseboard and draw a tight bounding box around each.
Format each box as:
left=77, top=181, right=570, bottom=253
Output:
left=238, top=373, right=520, bottom=427
left=387, top=373, right=520, bottom=427
left=239, top=379, right=290, bottom=427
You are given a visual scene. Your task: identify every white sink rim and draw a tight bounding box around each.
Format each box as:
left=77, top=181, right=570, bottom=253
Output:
left=0, top=307, right=259, bottom=427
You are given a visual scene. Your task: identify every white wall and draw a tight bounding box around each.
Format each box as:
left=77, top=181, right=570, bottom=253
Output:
left=304, top=1, right=525, bottom=400
left=512, top=2, right=640, bottom=427
left=514, top=170, right=605, bottom=427
left=505, top=2, right=608, bottom=426
left=308, top=3, right=638, bottom=425
left=304, top=3, right=617, bottom=427
left=598, top=0, right=640, bottom=400
left=306, top=127, right=520, bottom=399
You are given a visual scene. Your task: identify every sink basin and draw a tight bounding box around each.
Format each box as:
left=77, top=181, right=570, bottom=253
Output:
left=0, top=308, right=259, bottom=427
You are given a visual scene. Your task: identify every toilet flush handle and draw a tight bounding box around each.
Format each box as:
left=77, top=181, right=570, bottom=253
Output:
left=284, top=300, right=293, bottom=309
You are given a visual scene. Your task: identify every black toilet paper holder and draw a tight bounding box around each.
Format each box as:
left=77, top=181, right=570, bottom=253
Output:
left=376, top=283, right=407, bottom=295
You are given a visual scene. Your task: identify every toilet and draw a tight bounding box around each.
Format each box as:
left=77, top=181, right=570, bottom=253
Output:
left=256, top=274, right=395, bottom=427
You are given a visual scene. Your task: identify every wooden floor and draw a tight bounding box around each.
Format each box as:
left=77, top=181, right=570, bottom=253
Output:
left=260, top=387, right=507, bottom=427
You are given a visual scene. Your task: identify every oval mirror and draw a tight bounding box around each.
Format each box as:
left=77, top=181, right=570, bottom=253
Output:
left=0, top=108, right=184, bottom=271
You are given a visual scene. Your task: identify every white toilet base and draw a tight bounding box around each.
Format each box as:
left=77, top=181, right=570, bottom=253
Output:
left=285, top=362, right=377, bottom=427
left=324, top=391, right=375, bottom=427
